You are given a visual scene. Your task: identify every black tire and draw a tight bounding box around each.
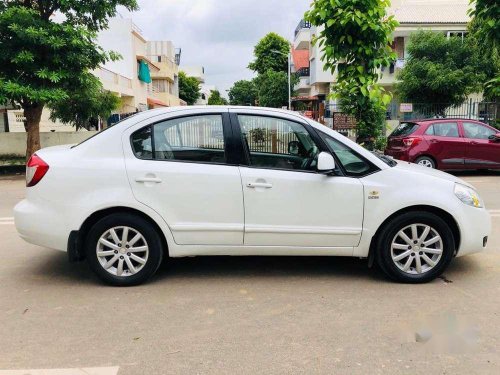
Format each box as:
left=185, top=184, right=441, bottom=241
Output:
left=86, top=213, right=164, bottom=286
left=414, top=156, right=436, bottom=169
left=375, top=211, right=455, bottom=283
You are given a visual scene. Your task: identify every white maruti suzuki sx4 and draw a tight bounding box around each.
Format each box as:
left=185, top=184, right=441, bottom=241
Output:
left=14, top=107, right=491, bottom=286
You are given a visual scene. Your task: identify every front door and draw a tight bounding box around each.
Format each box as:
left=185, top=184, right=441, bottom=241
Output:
left=234, top=113, right=364, bottom=247
left=462, top=121, right=500, bottom=168
left=125, top=112, right=244, bottom=245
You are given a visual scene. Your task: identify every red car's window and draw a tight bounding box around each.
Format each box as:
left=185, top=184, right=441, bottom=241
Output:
left=425, top=122, right=459, bottom=137
left=463, top=122, right=496, bottom=140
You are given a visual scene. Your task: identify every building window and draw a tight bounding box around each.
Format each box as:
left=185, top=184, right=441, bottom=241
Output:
left=447, top=31, right=467, bottom=41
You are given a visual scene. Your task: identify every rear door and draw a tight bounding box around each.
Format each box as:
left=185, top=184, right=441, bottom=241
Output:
left=461, top=121, right=500, bottom=169
left=124, top=110, right=244, bottom=245
left=423, top=121, right=466, bottom=168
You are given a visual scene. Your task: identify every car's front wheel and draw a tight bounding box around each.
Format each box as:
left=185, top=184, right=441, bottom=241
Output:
left=376, top=211, right=455, bottom=283
left=86, top=213, right=164, bottom=286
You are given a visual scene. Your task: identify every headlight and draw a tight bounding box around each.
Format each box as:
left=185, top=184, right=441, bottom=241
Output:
left=454, top=183, right=483, bottom=208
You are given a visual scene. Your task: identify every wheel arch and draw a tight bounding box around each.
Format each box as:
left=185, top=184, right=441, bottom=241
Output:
left=69, top=206, right=169, bottom=263
left=367, top=205, right=460, bottom=267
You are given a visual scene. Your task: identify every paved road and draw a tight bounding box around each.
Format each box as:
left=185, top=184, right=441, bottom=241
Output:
left=1, top=172, right=499, bottom=375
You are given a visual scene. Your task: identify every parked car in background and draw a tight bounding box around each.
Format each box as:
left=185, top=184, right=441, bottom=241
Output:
left=14, top=108, right=491, bottom=286
left=385, top=119, right=500, bottom=170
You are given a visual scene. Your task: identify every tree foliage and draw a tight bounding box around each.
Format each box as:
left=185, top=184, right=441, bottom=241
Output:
left=0, top=0, right=138, bottom=158
left=178, top=71, right=201, bottom=105
left=228, top=80, right=257, bottom=106
left=248, top=32, right=289, bottom=75
left=254, top=70, right=298, bottom=108
left=305, top=0, right=398, bottom=144
left=396, top=30, right=487, bottom=115
left=468, top=0, right=499, bottom=99
left=207, top=90, right=228, bottom=105
left=49, top=74, right=120, bottom=130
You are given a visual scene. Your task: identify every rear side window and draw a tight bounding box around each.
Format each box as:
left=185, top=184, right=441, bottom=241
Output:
left=131, top=114, right=226, bottom=164
left=425, top=122, right=459, bottom=137
left=390, top=122, right=419, bottom=137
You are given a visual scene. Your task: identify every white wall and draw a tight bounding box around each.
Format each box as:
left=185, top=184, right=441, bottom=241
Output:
left=0, top=132, right=97, bottom=156
left=97, top=18, right=134, bottom=79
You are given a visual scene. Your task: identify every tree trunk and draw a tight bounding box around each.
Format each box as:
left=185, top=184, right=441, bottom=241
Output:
left=23, top=104, right=44, bottom=161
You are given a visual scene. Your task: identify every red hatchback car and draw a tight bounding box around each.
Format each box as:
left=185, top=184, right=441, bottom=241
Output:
left=385, top=119, right=500, bottom=170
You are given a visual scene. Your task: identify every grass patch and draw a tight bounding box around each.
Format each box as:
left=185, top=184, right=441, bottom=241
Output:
left=0, top=154, right=25, bottom=166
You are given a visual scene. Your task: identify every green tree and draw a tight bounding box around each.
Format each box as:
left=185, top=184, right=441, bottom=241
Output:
left=248, top=32, right=289, bottom=75
left=49, top=74, right=120, bottom=130
left=254, top=70, right=298, bottom=108
left=396, top=30, right=486, bottom=116
left=468, top=1, right=499, bottom=99
left=305, top=0, right=398, bottom=145
left=178, top=71, right=201, bottom=105
left=207, top=90, right=228, bottom=105
left=228, top=80, right=257, bottom=106
left=0, top=0, right=138, bottom=159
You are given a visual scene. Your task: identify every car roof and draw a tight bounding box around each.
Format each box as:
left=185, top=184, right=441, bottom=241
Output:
left=409, top=118, right=485, bottom=124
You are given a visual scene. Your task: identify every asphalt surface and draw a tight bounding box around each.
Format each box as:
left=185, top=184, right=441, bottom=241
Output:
left=1, top=171, right=499, bottom=374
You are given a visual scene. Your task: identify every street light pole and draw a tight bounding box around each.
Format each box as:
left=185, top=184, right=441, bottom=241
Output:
left=271, top=49, right=292, bottom=111
left=287, top=52, right=291, bottom=111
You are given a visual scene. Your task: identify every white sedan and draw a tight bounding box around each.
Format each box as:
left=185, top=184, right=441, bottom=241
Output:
left=14, top=107, right=491, bottom=286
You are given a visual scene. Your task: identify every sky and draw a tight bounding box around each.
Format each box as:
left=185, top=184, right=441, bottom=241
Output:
left=119, top=0, right=311, bottom=95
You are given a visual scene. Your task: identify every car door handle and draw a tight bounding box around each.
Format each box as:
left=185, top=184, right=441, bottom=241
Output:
left=247, top=182, right=273, bottom=189
left=470, top=141, right=478, bottom=145
left=135, top=177, right=162, bottom=184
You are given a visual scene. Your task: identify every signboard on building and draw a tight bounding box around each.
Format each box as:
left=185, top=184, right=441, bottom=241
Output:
left=332, top=112, right=357, bottom=130
left=400, top=103, right=413, bottom=113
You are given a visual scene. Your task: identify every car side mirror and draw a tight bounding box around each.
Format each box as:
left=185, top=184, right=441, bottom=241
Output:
left=488, top=133, right=500, bottom=142
left=317, top=152, right=336, bottom=174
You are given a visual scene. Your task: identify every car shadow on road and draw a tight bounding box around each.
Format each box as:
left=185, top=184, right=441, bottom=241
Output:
left=29, top=250, right=484, bottom=287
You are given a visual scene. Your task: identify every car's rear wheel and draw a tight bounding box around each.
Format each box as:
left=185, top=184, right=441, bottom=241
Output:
left=415, top=156, right=436, bottom=169
left=86, top=213, right=163, bottom=286
left=375, top=211, right=455, bottom=283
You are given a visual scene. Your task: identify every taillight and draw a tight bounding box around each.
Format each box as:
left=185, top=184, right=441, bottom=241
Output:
left=402, top=137, right=421, bottom=148
left=26, top=154, right=49, bottom=187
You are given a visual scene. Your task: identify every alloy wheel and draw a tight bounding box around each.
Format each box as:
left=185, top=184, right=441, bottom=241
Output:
left=390, top=224, right=443, bottom=275
left=96, top=226, right=149, bottom=277
left=418, top=159, right=434, bottom=168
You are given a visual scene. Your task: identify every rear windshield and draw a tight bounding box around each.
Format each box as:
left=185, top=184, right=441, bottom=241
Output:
left=390, top=122, right=419, bottom=137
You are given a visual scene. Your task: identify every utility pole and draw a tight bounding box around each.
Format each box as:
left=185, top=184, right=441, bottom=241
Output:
left=271, top=49, right=292, bottom=110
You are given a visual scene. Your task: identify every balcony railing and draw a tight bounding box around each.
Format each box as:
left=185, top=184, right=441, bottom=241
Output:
left=296, top=67, right=310, bottom=77
left=294, top=20, right=311, bottom=37
left=96, top=67, right=132, bottom=89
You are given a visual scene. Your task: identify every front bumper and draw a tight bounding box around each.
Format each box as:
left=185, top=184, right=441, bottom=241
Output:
left=455, top=204, right=491, bottom=257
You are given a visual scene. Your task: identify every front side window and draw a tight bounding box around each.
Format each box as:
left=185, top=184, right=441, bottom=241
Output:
left=318, top=132, right=378, bottom=177
left=425, top=122, right=459, bottom=137
left=463, top=122, right=496, bottom=140
left=238, top=115, right=319, bottom=172
left=131, top=114, right=226, bottom=164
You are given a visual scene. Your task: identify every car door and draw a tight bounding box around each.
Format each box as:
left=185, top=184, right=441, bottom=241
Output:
left=461, top=121, right=500, bottom=168
left=124, top=110, right=244, bottom=245
left=233, top=111, right=364, bottom=248
left=423, top=121, right=466, bottom=168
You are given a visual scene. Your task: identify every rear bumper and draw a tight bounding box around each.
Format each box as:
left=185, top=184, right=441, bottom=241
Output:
left=14, top=199, right=70, bottom=252
left=385, top=148, right=410, bottom=162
